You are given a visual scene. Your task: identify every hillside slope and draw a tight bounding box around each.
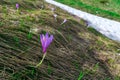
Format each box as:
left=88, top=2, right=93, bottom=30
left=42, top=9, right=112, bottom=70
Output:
left=0, top=0, right=120, bottom=80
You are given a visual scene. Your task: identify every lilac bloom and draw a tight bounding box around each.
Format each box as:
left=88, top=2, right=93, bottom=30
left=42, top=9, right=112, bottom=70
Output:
left=51, top=8, right=55, bottom=12
left=53, top=14, right=57, bottom=21
left=53, top=14, right=57, bottom=18
left=40, top=33, right=53, bottom=53
left=16, top=3, right=19, bottom=9
left=61, top=19, right=67, bottom=25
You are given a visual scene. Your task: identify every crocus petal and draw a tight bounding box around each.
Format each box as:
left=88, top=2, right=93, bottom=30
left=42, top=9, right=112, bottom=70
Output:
left=45, top=35, right=53, bottom=47
left=40, top=34, right=44, bottom=45
left=49, top=35, right=54, bottom=43
left=16, top=3, right=19, bottom=9
left=40, top=34, right=43, bottom=40
left=43, top=33, right=48, bottom=48
left=46, top=35, right=53, bottom=49
left=45, top=32, right=49, bottom=39
left=40, top=34, right=44, bottom=52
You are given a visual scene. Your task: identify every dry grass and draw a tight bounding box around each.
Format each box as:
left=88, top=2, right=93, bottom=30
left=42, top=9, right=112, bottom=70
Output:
left=0, top=0, right=120, bottom=80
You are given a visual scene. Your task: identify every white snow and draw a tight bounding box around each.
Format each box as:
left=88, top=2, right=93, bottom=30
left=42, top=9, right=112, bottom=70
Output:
left=45, top=0, right=120, bottom=42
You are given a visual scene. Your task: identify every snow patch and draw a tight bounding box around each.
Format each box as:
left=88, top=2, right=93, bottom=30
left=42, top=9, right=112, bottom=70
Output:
left=45, top=0, right=120, bottom=42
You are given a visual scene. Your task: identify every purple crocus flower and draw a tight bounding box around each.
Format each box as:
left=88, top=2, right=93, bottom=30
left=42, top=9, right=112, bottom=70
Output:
left=61, top=19, right=67, bottom=25
left=40, top=33, right=53, bottom=53
left=16, top=3, right=19, bottom=9
left=53, top=14, right=57, bottom=18
left=51, top=7, right=55, bottom=12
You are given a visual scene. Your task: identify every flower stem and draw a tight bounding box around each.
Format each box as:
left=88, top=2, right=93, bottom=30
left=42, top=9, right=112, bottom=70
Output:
left=17, top=9, right=19, bottom=14
left=36, top=52, right=47, bottom=68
